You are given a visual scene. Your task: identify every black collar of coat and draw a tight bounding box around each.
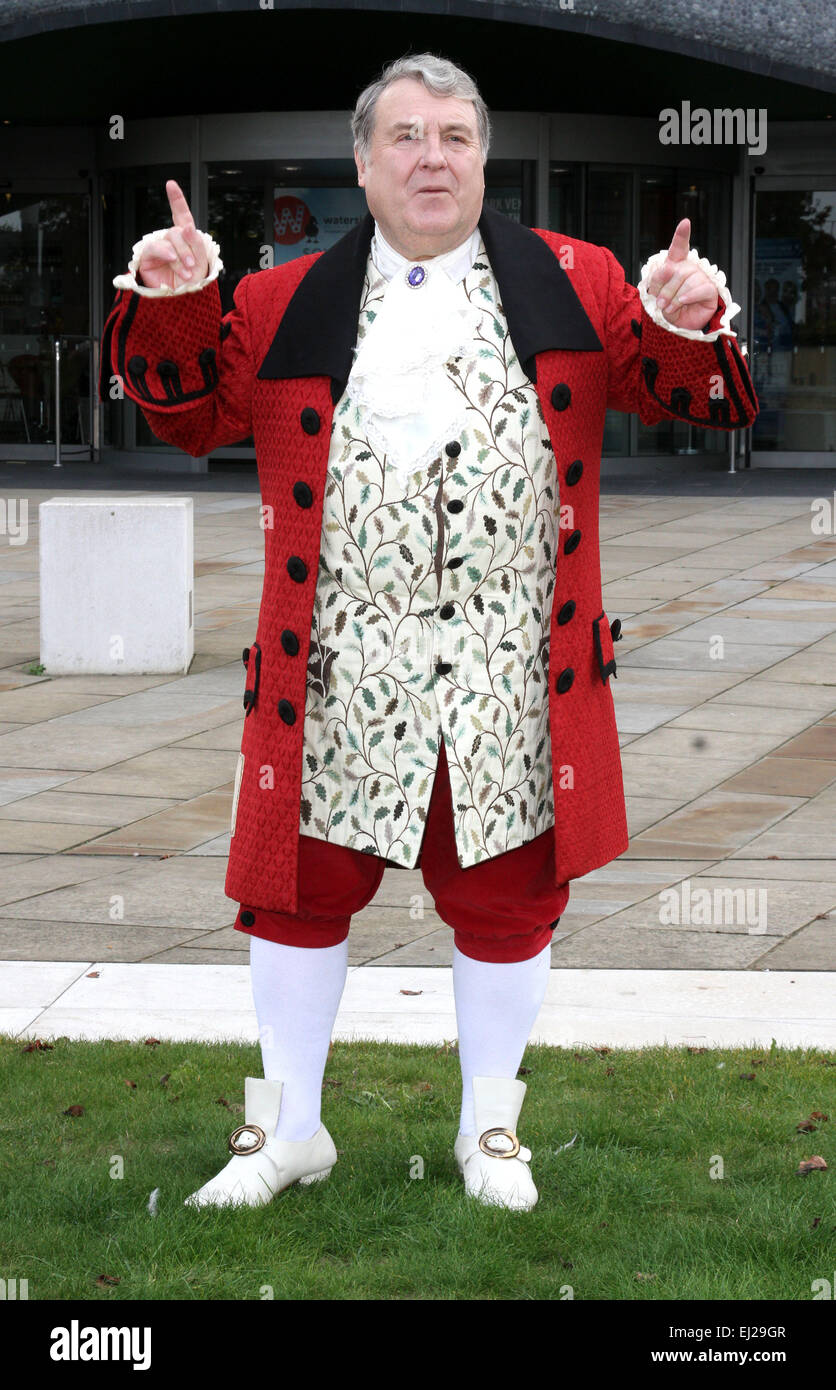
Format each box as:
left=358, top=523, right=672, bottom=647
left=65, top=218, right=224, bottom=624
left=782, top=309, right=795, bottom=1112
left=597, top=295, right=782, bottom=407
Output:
left=256, top=202, right=604, bottom=403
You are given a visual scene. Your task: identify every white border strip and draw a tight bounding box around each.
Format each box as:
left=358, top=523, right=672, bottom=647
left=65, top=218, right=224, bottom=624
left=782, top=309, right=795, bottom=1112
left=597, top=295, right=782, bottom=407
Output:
left=1, top=962, right=833, bottom=1048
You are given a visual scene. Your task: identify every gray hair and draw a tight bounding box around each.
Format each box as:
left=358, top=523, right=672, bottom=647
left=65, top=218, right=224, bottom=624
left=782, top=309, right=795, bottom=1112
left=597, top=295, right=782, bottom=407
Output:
left=351, top=52, right=491, bottom=166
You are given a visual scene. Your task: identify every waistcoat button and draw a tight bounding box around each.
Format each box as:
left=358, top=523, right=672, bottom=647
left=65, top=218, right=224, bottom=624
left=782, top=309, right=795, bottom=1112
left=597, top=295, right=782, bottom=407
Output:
left=565, top=459, right=583, bottom=485
left=440, top=603, right=455, bottom=619
left=300, top=407, right=320, bottom=434
left=287, top=555, right=308, bottom=582
left=281, top=629, right=299, bottom=655
left=557, top=601, right=576, bottom=625
left=293, top=481, right=313, bottom=508
left=551, top=383, right=571, bottom=411
left=564, top=529, right=582, bottom=554
left=445, top=440, right=461, bottom=457
left=555, top=668, right=575, bottom=693
left=447, top=499, right=464, bottom=514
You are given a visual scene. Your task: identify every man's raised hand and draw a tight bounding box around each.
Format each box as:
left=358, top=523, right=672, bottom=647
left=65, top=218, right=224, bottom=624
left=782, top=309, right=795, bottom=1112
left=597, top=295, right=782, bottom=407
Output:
left=136, top=180, right=210, bottom=290
left=648, top=217, right=719, bottom=332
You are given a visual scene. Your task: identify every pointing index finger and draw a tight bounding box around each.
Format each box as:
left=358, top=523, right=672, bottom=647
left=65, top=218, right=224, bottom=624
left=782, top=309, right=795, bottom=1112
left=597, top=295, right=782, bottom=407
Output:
left=166, top=179, right=194, bottom=231
left=666, top=217, right=691, bottom=263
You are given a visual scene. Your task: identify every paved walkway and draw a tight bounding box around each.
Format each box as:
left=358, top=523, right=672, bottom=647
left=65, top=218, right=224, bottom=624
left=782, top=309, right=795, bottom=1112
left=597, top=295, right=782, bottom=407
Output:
left=0, top=463, right=835, bottom=1005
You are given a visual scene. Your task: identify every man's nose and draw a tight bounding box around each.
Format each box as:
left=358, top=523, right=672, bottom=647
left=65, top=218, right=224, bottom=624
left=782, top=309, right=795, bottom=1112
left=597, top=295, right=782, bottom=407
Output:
left=420, top=133, right=447, bottom=164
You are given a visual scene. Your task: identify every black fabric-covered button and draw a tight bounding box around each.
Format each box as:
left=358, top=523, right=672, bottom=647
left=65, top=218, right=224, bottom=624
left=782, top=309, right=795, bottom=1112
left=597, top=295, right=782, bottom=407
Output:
left=630, top=318, right=642, bottom=339
left=281, top=629, right=299, bottom=656
left=300, top=407, right=320, bottom=434
left=287, top=556, right=308, bottom=582
left=610, top=618, right=623, bottom=641
left=435, top=661, right=453, bottom=675
left=565, top=459, right=583, bottom=486
left=128, top=354, right=147, bottom=375
left=240, top=910, right=255, bottom=927
left=439, top=603, right=455, bottom=619
left=445, top=440, right=461, bottom=457
left=557, top=600, right=576, bottom=626
left=447, top=557, right=464, bottom=569
left=277, top=699, right=296, bottom=725
left=564, top=529, right=582, bottom=554
left=551, top=383, right=571, bottom=411
left=242, top=646, right=250, bottom=666
left=447, top=499, right=464, bottom=514
left=555, top=668, right=575, bottom=694
left=292, top=481, right=313, bottom=508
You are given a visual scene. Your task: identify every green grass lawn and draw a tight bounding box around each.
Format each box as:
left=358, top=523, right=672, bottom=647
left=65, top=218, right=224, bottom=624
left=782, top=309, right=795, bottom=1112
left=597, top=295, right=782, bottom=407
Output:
left=2, top=1034, right=833, bottom=1301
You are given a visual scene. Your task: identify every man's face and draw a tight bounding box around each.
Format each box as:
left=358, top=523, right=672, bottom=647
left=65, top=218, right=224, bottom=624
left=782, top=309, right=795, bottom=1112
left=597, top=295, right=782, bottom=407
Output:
left=355, top=76, right=485, bottom=260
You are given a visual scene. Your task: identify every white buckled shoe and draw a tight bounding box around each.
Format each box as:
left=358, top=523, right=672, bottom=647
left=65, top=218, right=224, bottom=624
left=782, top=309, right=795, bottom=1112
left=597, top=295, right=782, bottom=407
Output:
left=454, top=1076, right=538, bottom=1211
left=184, top=1077, right=337, bottom=1209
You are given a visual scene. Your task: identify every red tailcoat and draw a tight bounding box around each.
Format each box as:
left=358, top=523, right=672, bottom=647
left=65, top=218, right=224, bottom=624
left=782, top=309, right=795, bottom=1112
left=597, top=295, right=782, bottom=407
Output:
left=100, top=205, right=758, bottom=914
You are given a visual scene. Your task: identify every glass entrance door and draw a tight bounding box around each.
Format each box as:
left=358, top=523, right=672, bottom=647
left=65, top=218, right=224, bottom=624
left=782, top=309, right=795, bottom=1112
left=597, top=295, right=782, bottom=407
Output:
left=752, top=187, right=836, bottom=458
left=0, top=190, right=91, bottom=458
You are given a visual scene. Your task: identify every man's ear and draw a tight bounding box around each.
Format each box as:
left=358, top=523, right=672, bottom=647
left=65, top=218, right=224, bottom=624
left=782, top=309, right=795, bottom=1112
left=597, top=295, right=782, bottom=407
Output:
left=354, top=147, right=366, bottom=187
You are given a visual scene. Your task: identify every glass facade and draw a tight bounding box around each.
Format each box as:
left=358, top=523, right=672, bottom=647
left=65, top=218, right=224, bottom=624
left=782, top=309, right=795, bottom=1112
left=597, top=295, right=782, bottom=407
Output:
left=752, top=189, right=836, bottom=454
left=0, top=191, right=90, bottom=451
left=549, top=162, right=732, bottom=458
left=5, top=112, right=826, bottom=468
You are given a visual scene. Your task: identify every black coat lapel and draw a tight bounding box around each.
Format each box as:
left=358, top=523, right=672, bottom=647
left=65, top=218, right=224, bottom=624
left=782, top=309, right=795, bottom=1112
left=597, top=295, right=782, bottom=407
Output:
left=477, top=203, right=604, bottom=375
left=256, top=202, right=603, bottom=400
left=257, top=211, right=376, bottom=403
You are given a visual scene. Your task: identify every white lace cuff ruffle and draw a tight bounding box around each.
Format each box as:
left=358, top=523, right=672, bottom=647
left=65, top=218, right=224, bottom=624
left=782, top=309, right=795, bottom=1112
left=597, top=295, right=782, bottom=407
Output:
left=113, top=226, right=224, bottom=297
left=638, top=247, right=740, bottom=341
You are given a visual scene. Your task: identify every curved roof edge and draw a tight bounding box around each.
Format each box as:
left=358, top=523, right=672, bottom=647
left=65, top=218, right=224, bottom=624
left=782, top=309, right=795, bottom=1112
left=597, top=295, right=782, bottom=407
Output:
left=1, top=0, right=835, bottom=94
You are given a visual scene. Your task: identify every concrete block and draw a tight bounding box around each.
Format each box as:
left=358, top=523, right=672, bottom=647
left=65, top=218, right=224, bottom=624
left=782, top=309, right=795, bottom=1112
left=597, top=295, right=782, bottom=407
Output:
left=39, top=497, right=194, bottom=674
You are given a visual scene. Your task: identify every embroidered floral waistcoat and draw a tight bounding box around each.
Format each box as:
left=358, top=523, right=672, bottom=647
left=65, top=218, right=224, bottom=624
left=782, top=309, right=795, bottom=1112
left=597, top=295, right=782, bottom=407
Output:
left=298, top=234, right=561, bottom=869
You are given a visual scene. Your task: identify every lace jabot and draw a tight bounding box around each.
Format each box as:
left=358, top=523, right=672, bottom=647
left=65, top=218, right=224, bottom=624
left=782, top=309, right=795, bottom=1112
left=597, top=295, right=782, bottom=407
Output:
left=347, top=224, right=484, bottom=486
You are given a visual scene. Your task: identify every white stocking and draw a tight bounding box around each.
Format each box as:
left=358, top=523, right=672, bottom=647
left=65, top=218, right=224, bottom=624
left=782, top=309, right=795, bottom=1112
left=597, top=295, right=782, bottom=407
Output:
left=249, top=935, right=349, bottom=1142
left=452, top=940, right=552, bottom=1137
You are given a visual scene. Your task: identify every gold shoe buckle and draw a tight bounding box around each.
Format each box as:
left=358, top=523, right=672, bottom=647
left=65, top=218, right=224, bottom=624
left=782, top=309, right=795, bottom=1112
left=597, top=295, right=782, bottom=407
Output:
left=228, top=1123, right=267, bottom=1155
left=478, top=1127, right=521, bottom=1159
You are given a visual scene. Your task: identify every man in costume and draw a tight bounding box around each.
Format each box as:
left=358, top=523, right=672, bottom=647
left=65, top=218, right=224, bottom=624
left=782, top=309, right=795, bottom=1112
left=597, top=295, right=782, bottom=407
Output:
left=101, top=53, right=758, bottom=1212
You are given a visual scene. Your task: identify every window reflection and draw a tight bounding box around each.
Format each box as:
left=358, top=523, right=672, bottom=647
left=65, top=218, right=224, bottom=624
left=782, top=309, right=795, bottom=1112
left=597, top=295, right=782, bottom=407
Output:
left=752, top=190, right=836, bottom=453
left=0, top=193, right=90, bottom=448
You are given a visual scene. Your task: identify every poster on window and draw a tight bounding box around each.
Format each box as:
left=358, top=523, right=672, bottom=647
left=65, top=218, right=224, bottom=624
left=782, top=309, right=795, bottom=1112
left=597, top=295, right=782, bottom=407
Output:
left=272, top=188, right=367, bottom=264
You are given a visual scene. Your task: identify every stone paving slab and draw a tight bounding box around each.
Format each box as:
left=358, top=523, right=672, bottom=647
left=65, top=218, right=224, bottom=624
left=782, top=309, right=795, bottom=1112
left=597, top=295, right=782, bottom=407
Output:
left=551, top=923, right=784, bottom=969
left=0, top=855, right=234, bottom=929
left=0, top=479, right=834, bottom=972
left=0, top=919, right=209, bottom=961
left=61, top=748, right=237, bottom=798
left=0, top=790, right=179, bottom=826
left=667, top=703, right=823, bottom=735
